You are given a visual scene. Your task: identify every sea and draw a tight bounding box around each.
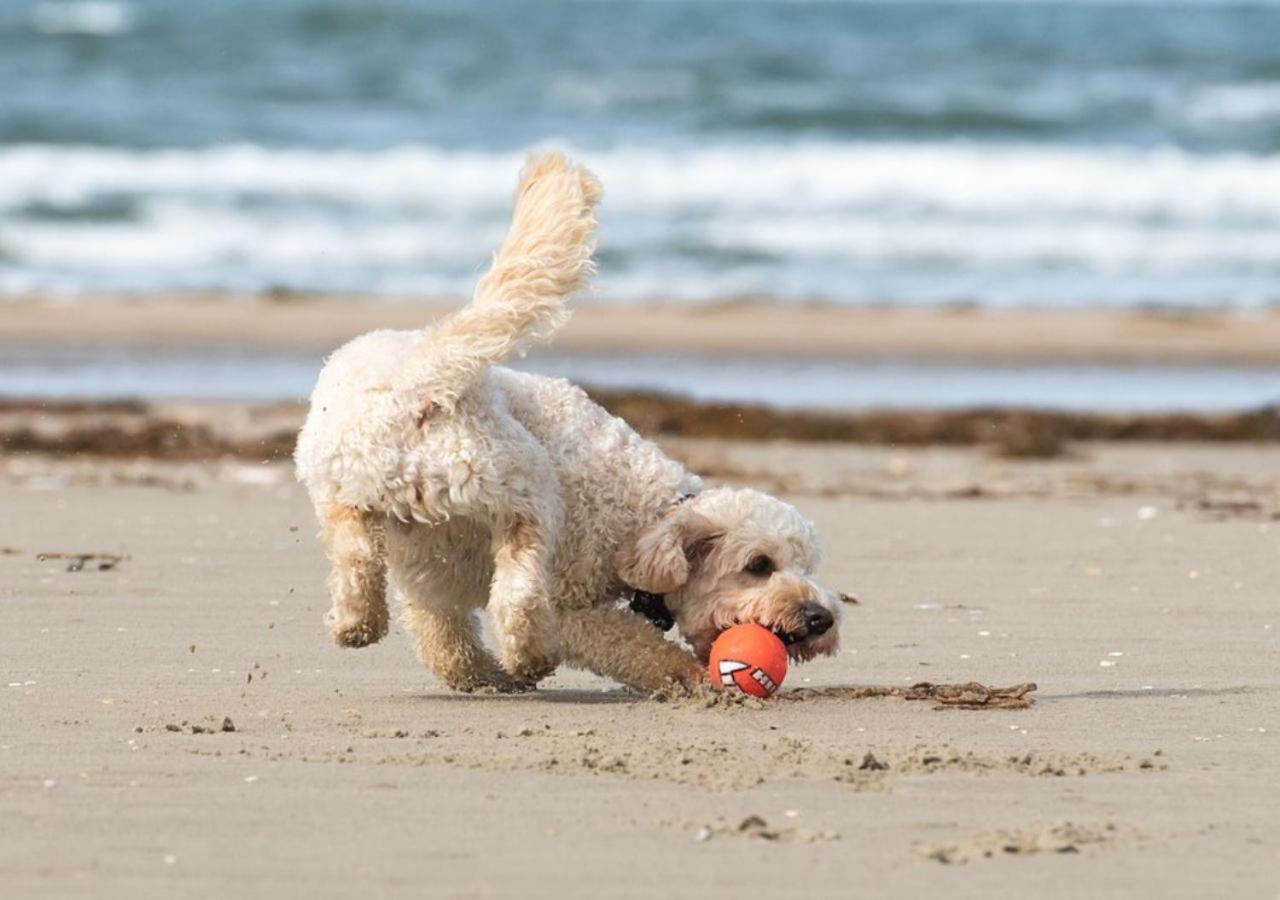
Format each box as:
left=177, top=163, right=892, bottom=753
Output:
left=3, top=0, right=1280, bottom=410
left=4, top=343, right=1279, bottom=410
left=3, top=0, right=1280, bottom=308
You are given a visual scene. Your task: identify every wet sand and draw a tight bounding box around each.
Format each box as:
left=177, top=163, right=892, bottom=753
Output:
left=2, top=440, right=1278, bottom=898
left=5, top=295, right=1280, bottom=365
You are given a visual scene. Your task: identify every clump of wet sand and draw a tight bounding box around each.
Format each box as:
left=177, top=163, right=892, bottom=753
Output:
left=915, top=821, right=1130, bottom=864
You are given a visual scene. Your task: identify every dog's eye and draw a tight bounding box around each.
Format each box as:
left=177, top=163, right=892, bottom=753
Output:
left=744, top=555, right=774, bottom=576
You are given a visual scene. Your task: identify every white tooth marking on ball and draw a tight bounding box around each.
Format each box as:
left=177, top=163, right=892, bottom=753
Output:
left=718, top=659, right=750, bottom=686
left=751, top=669, right=777, bottom=692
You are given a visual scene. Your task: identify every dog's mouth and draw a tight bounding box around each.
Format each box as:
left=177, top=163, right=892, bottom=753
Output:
left=714, top=602, right=835, bottom=649
left=693, top=603, right=839, bottom=663
left=772, top=626, right=811, bottom=646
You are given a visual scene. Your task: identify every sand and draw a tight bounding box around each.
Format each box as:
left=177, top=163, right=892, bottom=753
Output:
left=2, top=439, right=1278, bottom=898
left=5, top=295, right=1280, bottom=364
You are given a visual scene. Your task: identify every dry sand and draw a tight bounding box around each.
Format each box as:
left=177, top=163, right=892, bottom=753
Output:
left=2, top=439, right=1278, bottom=898
left=5, top=295, right=1280, bottom=364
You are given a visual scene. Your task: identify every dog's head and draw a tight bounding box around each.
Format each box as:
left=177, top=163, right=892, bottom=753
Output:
left=615, top=487, right=843, bottom=664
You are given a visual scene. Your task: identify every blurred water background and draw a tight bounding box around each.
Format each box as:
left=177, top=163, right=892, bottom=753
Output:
left=4, top=0, right=1280, bottom=308
left=5, top=342, right=1279, bottom=410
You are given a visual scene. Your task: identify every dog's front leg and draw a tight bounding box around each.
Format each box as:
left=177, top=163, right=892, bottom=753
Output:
left=319, top=503, right=388, bottom=647
left=559, top=606, right=707, bottom=695
left=488, top=515, right=561, bottom=684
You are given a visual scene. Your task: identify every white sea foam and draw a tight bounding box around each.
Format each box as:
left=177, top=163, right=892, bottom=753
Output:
left=1187, top=83, right=1280, bottom=125
left=30, top=1, right=133, bottom=36
left=7, top=142, right=1280, bottom=219
left=2, top=142, right=1279, bottom=305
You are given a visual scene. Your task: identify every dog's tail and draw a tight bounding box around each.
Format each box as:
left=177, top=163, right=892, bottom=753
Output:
left=416, top=151, right=601, bottom=410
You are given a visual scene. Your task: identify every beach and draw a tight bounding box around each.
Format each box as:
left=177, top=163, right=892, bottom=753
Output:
left=6, top=0, right=1280, bottom=894
left=2, top=437, right=1277, bottom=898
left=1, top=297, right=1276, bottom=900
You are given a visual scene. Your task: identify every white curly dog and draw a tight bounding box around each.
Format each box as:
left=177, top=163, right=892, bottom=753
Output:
left=295, top=152, right=843, bottom=694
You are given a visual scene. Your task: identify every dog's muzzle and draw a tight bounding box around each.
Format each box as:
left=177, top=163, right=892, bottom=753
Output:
left=774, top=602, right=834, bottom=645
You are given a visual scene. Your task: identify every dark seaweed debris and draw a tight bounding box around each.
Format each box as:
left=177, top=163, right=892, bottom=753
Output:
left=1, top=394, right=1276, bottom=462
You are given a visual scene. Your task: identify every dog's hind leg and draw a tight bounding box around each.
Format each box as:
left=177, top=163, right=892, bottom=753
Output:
left=487, top=512, right=563, bottom=685
left=400, top=601, right=525, bottom=693
left=319, top=504, right=389, bottom=648
left=387, top=519, right=525, bottom=692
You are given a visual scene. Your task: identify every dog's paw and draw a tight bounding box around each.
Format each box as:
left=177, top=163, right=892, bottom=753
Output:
left=499, top=642, right=561, bottom=684
left=677, top=663, right=713, bottom=694
left=325, top=605, right=388, bottom=648
left=497, top=618, right=562, bottom=683
left=440, top=663, right=537, bottom=694
left=499, top=650, right=560, bottom=685
left=461, top=676, right=539, bottom=695
left=665, top=661, right=714, bottom=697
left=637, top=659, right=711, bottom=700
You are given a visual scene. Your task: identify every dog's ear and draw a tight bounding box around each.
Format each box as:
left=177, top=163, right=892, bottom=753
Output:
left=615, top=506, right=720, bottom=594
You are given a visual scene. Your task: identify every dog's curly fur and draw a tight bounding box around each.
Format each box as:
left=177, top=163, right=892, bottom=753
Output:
left=295, top=151, right=842, bottom=694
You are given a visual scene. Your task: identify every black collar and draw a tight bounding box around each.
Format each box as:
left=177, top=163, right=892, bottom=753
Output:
left=629, top=589, right=675, bottom=632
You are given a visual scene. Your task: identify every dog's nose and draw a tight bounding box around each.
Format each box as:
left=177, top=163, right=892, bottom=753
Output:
left=801, top=604, right=834, bottom=637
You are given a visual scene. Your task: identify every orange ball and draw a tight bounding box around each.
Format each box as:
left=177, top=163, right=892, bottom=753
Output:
left=709, top=624, right=788, bottom=698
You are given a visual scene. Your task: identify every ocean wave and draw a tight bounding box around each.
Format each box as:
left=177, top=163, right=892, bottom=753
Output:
left=2, top=142, right=1279, bottom=305
left=1186, top=83, right=1280, bottom=124
left=30, top=1, right=133, bottom=36
left=5, top=142, right=1280, bottom=219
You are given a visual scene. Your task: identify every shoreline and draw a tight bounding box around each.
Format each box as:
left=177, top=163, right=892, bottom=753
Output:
left=5, top=295, right=1280, bottom=365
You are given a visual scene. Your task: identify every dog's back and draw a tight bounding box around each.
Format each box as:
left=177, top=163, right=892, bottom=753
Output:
left=295, top=152, right=602, bottom=513
left=484, top=366, right=694, bottom=601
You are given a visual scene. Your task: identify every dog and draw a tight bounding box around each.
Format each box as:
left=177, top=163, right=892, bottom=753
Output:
left=294, top=151, right=843, bottom=694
